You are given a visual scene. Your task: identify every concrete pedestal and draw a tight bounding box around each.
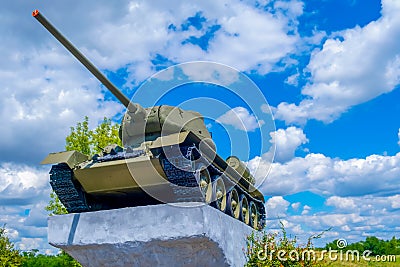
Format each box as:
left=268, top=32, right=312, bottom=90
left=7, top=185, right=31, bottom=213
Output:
left=48, top=203, right=253, bottom=267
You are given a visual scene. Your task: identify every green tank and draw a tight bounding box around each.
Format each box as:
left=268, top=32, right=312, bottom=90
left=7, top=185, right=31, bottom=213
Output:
left=34, top=10, right=266, bottom=229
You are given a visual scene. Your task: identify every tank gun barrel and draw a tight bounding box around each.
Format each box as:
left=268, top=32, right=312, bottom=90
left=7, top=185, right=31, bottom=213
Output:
left=32, top=10, right=131, bottom=109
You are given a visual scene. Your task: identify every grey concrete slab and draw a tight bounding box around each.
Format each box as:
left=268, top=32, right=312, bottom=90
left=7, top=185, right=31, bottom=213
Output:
left=48, top=203, right=253, bottom=267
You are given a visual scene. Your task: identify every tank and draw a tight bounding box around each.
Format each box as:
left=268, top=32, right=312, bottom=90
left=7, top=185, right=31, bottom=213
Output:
left=34, top=10, right=266, bottom=229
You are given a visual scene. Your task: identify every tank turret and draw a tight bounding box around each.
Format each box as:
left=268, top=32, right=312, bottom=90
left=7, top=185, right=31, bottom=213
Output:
left=35, top=10, right=266, bottom=229
left=121, top=105, right=212, bottom=148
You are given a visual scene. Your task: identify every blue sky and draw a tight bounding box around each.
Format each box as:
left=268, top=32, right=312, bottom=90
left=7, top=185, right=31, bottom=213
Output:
left=0, top=0, right=399, bottom=253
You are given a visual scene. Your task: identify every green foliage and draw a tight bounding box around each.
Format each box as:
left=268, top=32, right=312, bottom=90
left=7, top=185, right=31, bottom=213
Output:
left=325, top=236, right=400, bottom=256
left=0, top=226, right=23, bottom=267
left=246, top=222, right=327, bottom=267
left=90, top=117, right=121, bottom=155
left=44, top=192, right=67, bottom=216
left=21, top=250, right=81, bottom=267
left=65, top=116, right=121, bottom=156
left=386, top=236, right=400, bottom=255
left=0, top=225, right=80, bottom=266
left=65, top=116, right=92, bottom=156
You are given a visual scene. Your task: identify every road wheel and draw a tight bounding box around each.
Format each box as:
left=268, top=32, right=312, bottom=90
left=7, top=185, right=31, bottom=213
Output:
left=239, top=195, right=250, bottom=225
left=226, top=188, right=240, bottom=219
left=211, top=177, right=227, bottom=212
left=195, top=164, right=212, bottom=203
left=249, top=201, right=258, bottom=229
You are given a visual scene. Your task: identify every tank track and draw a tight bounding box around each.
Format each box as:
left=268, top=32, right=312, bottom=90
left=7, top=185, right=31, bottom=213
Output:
left=160, top=145, right=266, bottom=227
left=161, top=145, right=205, bottom=202
left=49, top=163, right=90, bottom=213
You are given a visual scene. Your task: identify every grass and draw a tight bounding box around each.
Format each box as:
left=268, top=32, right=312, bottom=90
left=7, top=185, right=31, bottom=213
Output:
left=316, top=253, right=398, bottom=266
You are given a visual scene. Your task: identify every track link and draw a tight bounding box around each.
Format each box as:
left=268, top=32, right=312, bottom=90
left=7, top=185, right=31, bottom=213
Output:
left=161, top=145, right=205, bottom=202
left=49, top=163, right=89, bottom=213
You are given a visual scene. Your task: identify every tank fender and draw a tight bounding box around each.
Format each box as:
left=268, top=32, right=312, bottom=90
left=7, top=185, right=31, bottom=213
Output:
left=149, top=131, right=191, bottom=148
left=40, top=150, right=89, bottom=169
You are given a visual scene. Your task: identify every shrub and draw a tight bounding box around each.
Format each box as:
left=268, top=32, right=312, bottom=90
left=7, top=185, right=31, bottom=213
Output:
left=245, top=222, right=327, bottom=267
left=0, top=225, right=23, bottom=267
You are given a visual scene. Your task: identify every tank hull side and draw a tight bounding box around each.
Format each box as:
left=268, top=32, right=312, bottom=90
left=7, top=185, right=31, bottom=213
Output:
left=74, top=157, right=167, bottom=194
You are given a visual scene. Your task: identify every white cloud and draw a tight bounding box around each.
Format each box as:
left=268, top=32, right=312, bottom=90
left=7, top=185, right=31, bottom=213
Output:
left=326, top=196, right=357, bottom=211
left=322, top=195, right=400, bottom=235
left=265, top=196, right=290, bottom=219
left=216, top=107, right=264, bottom=131
left=274, top=0, right=400, bottom=124
left=301, top=205, right=311, bottom=215
left=270, top=127, right=308, bottom=162
left=398, top=128, right=400, bottom=146
left=285, top=70, right=300, bottom=86
left=179, top=62, right=239, bottom=85
left=0, top=163, right=49, bottom=204
left=28, top=0, right=301, bottom=84
left=0, top=46, right=123, bottom=164
left=250, top=152, right=400, bottom=197
left=0, top=164, right=54, bottom=253
left=18, top=238, right=45, bottom=251
left=204, top=1, right=300, bottom=74
left=248, top=127, right=307, bottom=183
left=389, top=195, right=400, bottom=209
left=291, top=202, right=301, bottom=211
left=325, top=195, right=400, bottom=215
left=265, top=194, right=400, bottom=247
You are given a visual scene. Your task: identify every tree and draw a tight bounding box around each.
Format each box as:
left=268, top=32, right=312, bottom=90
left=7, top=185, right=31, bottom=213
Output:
left=387, top=236, right=400, bottom=255
left=45, top=116, right=121, bottom=215
left=21, top=250, right=81, bottom=267
left=0, top=225, right=23, bottom=267
left=90, top=117, right=121, bottom=154
left=364, top=236, right=385, bottom=256
left=65, top=116, right=121, bottom=156
left=64, top=116, right=92, bottom=156
left=45, top=192, right=67, bottom=216
left=325, top=236, right=400, bottom=256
